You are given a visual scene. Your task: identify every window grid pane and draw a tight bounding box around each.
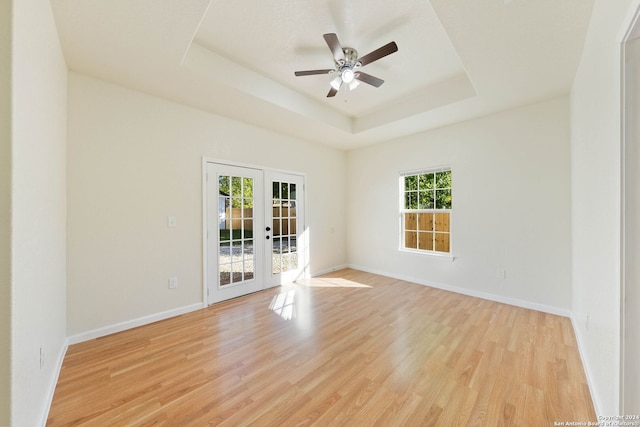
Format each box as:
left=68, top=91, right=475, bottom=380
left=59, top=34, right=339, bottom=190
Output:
left=401, top=169, right=452, bottom=254
left=219, top=174, right=255, bottom=287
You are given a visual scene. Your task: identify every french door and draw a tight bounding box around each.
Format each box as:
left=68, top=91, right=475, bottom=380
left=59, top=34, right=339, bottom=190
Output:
left=206, top=163, right=305, bottom=304
left=265, top=171, right=306, bottom=288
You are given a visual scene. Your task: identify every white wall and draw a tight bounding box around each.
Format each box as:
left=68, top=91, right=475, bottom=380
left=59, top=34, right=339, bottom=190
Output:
left=347, top=97, right=572, bottom=313
left=10, top=1, right=68, bottom=426
left=0, top=1, right=11, bottom=424
left=67, top=73, right=347, bottom=336
left=571, top=0, right=639, bottom=415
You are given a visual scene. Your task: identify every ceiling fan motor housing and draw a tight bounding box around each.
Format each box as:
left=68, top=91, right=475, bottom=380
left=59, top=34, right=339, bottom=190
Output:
left=340, top=47, right=359, bottom=68
left=338, top=47, right=359, bottom=83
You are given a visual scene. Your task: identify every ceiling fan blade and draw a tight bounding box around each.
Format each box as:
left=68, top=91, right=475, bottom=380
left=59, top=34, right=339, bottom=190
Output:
left=357, top=41, right=398, bottom=67
left=294, top=69, right=334, bottom=76
left=323, top=33, right=345, bottom=63
left=355, top=72, right=384, bottom=87
left=327, top=87, right=339, bottom=97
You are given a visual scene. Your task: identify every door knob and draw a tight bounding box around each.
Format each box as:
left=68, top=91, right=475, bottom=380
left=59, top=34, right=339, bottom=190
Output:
left=266, top=226, right=271, bottom=231
left=266, top=235, right=270, bottom=240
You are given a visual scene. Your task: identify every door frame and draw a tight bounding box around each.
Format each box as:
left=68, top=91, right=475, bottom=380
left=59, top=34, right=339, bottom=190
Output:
left=201, top=158, right=308, bottom=305
left=620, top=1, right=640, bottom=413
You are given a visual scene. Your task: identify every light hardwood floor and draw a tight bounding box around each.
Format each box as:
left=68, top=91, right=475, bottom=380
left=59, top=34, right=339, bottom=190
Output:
left=48, top=269, right=596, bottom=426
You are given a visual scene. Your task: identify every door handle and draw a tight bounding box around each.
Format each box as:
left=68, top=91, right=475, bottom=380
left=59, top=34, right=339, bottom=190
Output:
left=266, top=235, right=270, bottom=240
left=266, top=226, right=271, bottom=231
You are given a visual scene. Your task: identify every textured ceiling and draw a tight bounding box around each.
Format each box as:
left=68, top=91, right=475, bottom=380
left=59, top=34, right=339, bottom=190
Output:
left=194, top=0, right=465, bottom=118
left=51, top=0, right=594, bottom=150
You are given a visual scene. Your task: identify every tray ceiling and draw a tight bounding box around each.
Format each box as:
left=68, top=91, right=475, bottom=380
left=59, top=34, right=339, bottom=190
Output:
left=51, top=0, right=594, bottom=149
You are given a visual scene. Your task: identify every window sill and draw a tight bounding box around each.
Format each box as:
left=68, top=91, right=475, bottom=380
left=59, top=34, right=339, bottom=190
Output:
left=399, top=248, right=455, bottom=262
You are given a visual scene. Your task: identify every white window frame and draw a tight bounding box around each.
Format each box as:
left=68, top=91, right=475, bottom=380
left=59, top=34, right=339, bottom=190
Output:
left=399, top=167, right=453, bottom=259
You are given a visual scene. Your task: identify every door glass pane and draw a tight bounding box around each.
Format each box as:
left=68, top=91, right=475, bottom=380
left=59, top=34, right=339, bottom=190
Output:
left=273, top=205, right=281, bottom=223
left=243, top=197, right=253, bottom=219
left=219, top=242, right=231, bottom=286
left=244, top=242, right=254, bottom=280
left=231, top=176, right=242, bottom=197
left=243, top=177, right=253, bottom=198
left=219, top=175, right=229, bottom=194
left=271, top=180, right=299, bottom=276
left=273, top=218, right=281, bottom=237
left=289, top=253, right=298, bottom=270
left=244, top=263, right=254, bottom=281
left=232, top=241, right=242, bottom=258
left=232, top=262, right=243, bottom=282
left=243, top=220, right=253, bottom=239
left=282, top=253, right=292, bottom=273
left=272, top=255, right=282, bottom=274
left=218, top=174, right=255, bottom=287
left=220, top=270, right=231, bottom=286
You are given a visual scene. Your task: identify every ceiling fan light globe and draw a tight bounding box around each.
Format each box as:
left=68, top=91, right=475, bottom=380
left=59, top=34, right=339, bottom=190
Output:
left=330, top=76, right=342, bottom=91
left=341, top=68, right=355, bottom=83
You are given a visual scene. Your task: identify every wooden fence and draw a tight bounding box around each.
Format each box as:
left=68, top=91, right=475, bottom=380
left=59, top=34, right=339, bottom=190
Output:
left=223, top=207, right=296, bottom=236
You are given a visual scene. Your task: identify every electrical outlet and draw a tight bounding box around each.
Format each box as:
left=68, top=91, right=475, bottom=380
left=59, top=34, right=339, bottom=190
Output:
left=169, top=276, right=178, bottom=289
left=496, top=269, right=506, bottom=279
left=40, top=345, right=45, bottom=370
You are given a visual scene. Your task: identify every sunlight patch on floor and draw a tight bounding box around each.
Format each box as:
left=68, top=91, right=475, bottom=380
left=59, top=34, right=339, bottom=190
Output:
left=296, top=277, right=372, bottom=288
left=269, top=289, right=296, bottom=320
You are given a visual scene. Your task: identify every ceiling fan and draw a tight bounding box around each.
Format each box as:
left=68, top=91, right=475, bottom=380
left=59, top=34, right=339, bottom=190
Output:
left=294, top=33, right=398, bottom=98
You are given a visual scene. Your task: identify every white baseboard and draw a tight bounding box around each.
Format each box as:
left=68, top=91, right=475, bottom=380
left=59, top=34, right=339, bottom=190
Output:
left=67, top=303, right=204, bottom=345
left=310, top=264, right=350, bottom=278
left=571, top=315, right=602, bottom=417
left=39, top=337, right=69, bottom=427
left=346, top=264, right=572, bottom=318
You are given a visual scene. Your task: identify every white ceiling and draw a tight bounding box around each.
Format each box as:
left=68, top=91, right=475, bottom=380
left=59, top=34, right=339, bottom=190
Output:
left=51, top=0, right=594, bottom=150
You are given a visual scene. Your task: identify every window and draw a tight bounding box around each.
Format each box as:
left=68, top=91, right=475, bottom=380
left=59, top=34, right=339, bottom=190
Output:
left=401, top=168, right=452, bottom=254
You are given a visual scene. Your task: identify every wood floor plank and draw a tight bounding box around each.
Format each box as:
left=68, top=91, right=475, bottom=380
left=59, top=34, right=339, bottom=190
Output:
left=47, top=269, right=596, bottom=426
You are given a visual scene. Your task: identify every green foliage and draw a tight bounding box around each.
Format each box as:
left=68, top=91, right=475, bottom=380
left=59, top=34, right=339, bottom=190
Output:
left=419, top=173, right=434, bottom=190
left=219, top=175, right=254, bottom=208
left=436, top=171, right=452, bottom=188
left=273, top=181, right=297, bottom=201
left=405, top=175, right=418, bottom=191
left=404, top=170, right=452, bottom=210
